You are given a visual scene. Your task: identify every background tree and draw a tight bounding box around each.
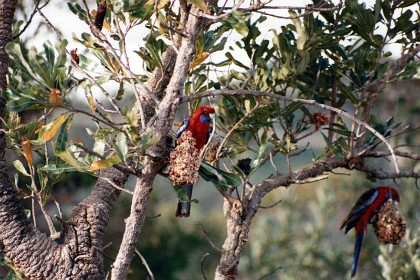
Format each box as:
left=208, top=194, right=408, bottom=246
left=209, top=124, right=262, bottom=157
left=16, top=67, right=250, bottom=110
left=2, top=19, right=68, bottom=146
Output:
left=0, top=0, right=419, bottom=279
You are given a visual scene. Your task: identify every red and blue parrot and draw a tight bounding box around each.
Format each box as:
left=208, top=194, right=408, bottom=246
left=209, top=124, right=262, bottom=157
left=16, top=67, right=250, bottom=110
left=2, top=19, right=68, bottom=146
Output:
left=340, top=186, right=400, bottom=278
left=175, top=105, right=215, bottom=217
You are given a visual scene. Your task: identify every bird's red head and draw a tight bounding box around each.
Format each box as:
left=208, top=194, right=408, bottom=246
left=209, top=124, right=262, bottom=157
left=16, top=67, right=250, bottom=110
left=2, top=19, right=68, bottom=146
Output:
left=377, top=186, right=400, bottom=203
left=195, top=106, right=215, bottom=116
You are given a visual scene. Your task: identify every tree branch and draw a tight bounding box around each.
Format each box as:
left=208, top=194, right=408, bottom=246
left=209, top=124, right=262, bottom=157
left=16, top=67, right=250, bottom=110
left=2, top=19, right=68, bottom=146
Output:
left=364, top=150, right=420, bottom=160
left=110, top=7, right=205, bottom=279
left=181, top=89, right=401, bottom=174
left=0, top=3, right=78, bottom=277
left=64, top=167, right=129, bottom=278
left=354, top=165, right=420, bottom=180
left=215, top=157, right=347, bottom=279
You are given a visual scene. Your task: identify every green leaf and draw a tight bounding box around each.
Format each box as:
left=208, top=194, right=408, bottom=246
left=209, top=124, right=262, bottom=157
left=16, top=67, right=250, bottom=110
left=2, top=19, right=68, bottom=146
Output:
left=73, top=32, right=97, bottom=49
left=225, top=12, right=250, bottom=37
left=6, top=94, right=43, bottom=112
left=138, top=128, right=160, bottom=151
left=199, top=162, right=241, bottom=192
left=32, top=114, right=70, bottom=145
left=54, top=115, right=73, bottom=153
left=6, top=43, right=33, bottom=77
left=68, top=2, right=89, bottom=23
left=55, top=40, right=68, bottom=68
left=398, top=0, right=418, bottom=8
left=296, top=51, right=310, bottom=74
left=114, top=132, right=128, bottom=161
left=13, top=160, right=31, bottom=177
left=92, top=139, right=106, bottom=157
left=321, top=132, right=343, bottom=160
left=40, top=164, right=78, bottom=174
left=58, top=151, right=90, bottom=173
left=90, top=156, right=122, bottom=171
left=173, top=185, right=199, bottom=203
left=124, top=0, right=155, bottom=20
left=225, top=52, right=249, bottom=69
left=145, top=39, right=164, bottom=69
left=43, top=43, right=55, bottom=74
left=28, top=49, right=53, bottom=86
left=290, top=10, right=308, bottom=50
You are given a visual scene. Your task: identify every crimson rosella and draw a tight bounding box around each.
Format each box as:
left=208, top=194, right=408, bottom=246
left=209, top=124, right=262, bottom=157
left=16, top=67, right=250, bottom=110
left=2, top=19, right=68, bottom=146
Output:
left=172, top=105, right=215, bottom=217
left=340, top=186, right=400, bottom=278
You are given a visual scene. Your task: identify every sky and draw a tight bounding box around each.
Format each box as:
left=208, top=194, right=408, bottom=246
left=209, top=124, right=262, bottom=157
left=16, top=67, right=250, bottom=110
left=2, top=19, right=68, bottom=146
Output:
left=19, top=0, right=411, bottom=62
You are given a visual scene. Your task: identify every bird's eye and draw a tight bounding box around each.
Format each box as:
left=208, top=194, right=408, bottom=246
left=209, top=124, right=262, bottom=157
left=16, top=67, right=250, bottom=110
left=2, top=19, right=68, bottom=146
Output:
left=203, top=108, right=207, bottom=113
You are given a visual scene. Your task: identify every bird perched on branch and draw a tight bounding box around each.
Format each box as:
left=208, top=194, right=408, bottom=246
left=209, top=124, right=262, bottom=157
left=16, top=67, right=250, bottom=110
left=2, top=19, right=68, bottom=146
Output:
left=169, top=106, right=215, bottom=217
left=340, top=186, right=400, bottom=278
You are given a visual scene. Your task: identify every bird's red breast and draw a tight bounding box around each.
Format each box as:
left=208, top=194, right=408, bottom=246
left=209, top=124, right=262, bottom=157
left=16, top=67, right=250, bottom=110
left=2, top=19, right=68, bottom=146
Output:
left=186, top=106, right=215, bottom=150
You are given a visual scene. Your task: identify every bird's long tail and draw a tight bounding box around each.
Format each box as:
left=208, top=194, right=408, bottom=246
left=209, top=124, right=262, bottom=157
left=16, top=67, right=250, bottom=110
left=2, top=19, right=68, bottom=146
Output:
left=351, top=229, right=365, bottom=278
left=175, top=184, right=193, bottom=217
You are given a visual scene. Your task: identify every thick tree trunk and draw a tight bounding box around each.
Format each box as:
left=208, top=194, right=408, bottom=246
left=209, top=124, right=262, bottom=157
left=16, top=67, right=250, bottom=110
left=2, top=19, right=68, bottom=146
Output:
left=63, top=168, right=129, bottom=278
left=0, top=3, right=130, bottom=278
left=214, top=200, right=248, bottom=280
left=0, top=2, right=66, bottom=278
left=0, top=1, right=15, bottom=92
left=111, top=7, right=205, bottom=279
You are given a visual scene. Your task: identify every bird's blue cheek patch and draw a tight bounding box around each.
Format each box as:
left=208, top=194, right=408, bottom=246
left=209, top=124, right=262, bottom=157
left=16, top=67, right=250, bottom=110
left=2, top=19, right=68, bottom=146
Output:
left=200, top=114, right=211, bottom=124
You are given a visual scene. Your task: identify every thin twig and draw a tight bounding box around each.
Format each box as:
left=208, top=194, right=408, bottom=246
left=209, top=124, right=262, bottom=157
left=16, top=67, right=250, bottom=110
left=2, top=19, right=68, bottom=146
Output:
left=215, top=101, right=261, bottom=159
left=294, top=174, right=329, bottom=184
left=356, top=165, right=420, bottom=180
left=99, top=177, right=133, bottom=195
left=61, top=105, right=121, bottom=130
left=37, top=197, right=59, bottom=238
left=200, top=253, right=210, bottom=280
left=14, top=0, right=51, bottom=39
left=103, top=242, right=113, bottom=250
left=364, top=150, right=420, bottom=160
left=135, top=248, right=155, bottom=280
left=221, top=5, right=340, bottom=12
left=259, top=198, right=282, bottom=209
left=258, top=265, right=283, bottom=280
left=81, top=0, right=159, bottom=104
left=72, top=142, right=136, bottom=175
left=31, top=191, right=36, bottom=227
left=198, top=223, right=222, bottom=252
left=181, top=90, right=401, bottom=174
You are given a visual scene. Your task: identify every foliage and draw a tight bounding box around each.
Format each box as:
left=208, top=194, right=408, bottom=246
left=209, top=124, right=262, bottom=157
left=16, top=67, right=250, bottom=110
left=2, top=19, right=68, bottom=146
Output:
left=378, top=228, right=420, bottom=280
left=240, top=177, right=420, bottom=279
left=2, top=0, right=419, bottom=278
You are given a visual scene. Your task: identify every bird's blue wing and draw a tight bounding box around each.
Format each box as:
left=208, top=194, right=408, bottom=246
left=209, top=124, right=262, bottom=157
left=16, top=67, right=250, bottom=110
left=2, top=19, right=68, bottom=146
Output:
left=176, top=119, right=190, bottom=139
left=349, top=188, right=378, bottom=219
left=341, top=188, right=378, bottom=233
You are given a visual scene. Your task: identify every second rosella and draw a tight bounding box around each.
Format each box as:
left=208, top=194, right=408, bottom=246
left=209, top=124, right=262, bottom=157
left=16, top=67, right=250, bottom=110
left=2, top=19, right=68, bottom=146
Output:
left=340, top=186, right=400, bottom=278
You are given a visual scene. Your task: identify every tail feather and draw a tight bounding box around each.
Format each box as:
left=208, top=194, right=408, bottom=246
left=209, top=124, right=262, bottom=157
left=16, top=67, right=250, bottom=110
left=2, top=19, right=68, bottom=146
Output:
left=175, top=185, right=193, bottom=218
left=351, top=229, right=365, bottom=278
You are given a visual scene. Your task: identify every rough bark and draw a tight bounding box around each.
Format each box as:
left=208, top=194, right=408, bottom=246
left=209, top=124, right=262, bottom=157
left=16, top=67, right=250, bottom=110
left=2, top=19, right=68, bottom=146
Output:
left=0, top=0, right=15, bottom=93
left=0, top=2, right=130, bottom=278
left=140, top=46, right=178, bottom=121
left=63, top=168, right=129, bottom=278
left=215, top=157, right=348, bottom=279
left=111, top=7, right=205, bottom=279
left=0, top=2, right=66, bottom=278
